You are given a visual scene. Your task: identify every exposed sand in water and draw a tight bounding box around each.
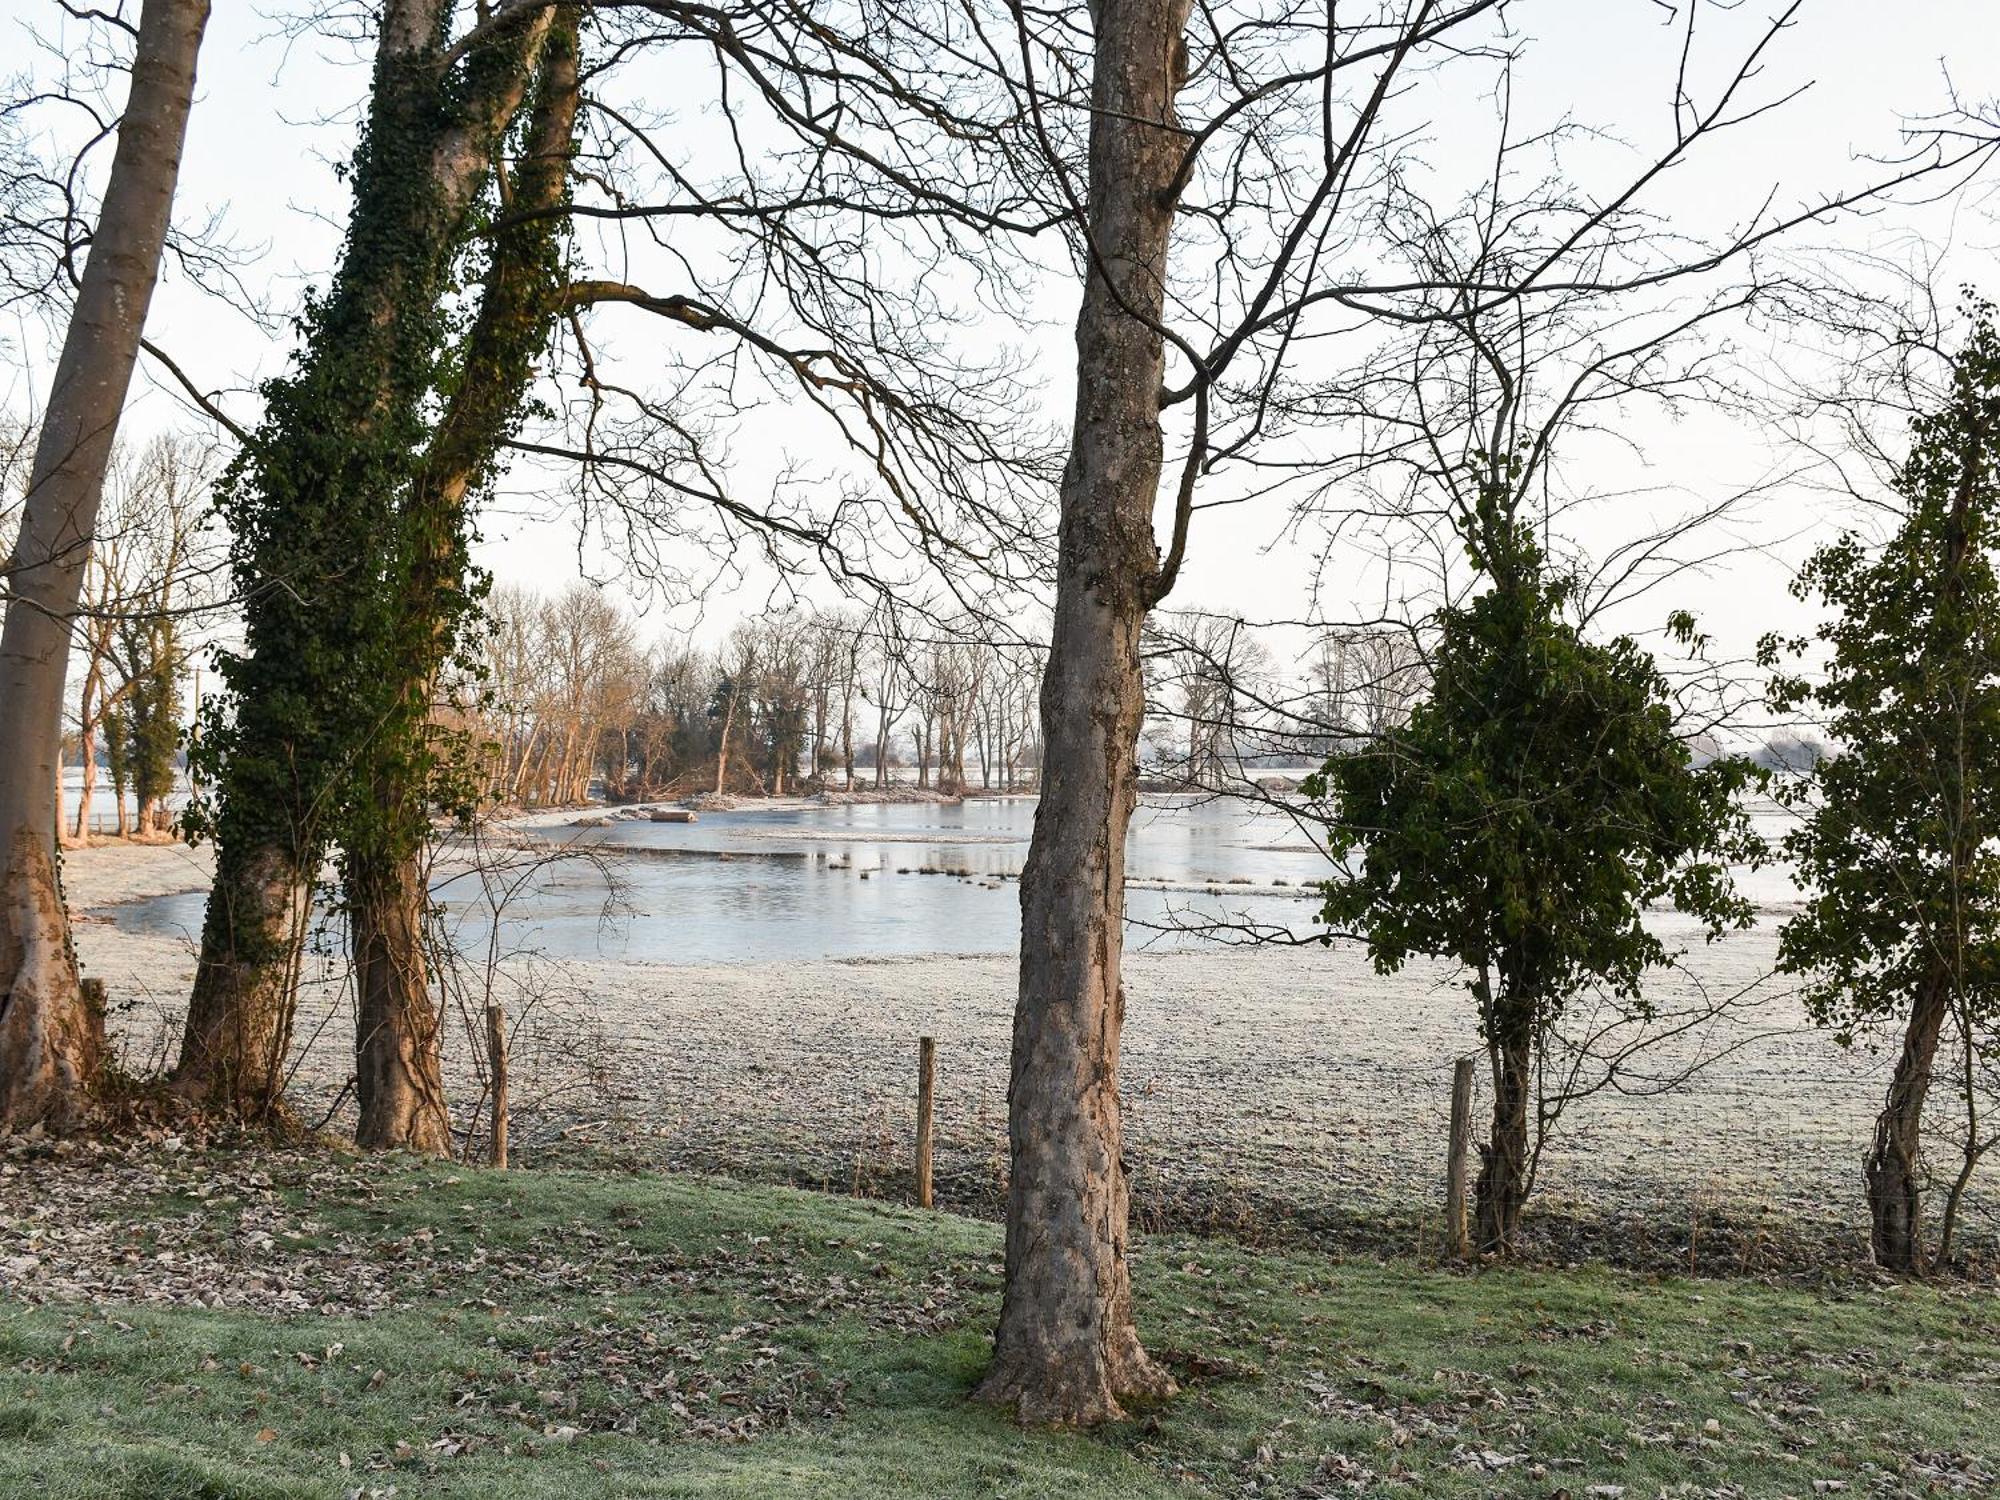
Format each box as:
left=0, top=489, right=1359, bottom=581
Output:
left=60, top=838, right=1998, bottom=1271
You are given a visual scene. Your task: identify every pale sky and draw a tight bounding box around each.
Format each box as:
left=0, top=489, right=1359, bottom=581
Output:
left=7, top=0, right=1999, bottom=684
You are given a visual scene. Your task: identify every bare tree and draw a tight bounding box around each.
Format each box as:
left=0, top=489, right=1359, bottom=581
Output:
left=964, top=0, right=1993, bottom=1418
left=862, top=609, right=914, bottom=789
left=65, top=432, right=221, bottom=841
left=0, top=0, right=208, bottom=1128
left=973, top=0, right=1199, bottom=1423
left=1144, top=611, right=1278, bottom=791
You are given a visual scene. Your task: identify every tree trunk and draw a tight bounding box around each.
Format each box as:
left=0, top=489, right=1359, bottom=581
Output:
left=349, top=848, right=450, bottom=1152
left=343, top=18, right=576, bottom=1153
left=74, top=720, right=97, bottom=843
left=975, top=0, right=1189, bottom=1426
left=0, top=0, right=208, bottom=1129
left=183, top=0, right=555, bottom=1115
left=1475, top=1023, right=1533, bottom=1255
left=715, top=691, right=735, bottom=795
left=176, top=835, right=309, bottom=1117
left=1866, top=968, right=1951, bottom=1272
left=842, top=691, right=855, bottom=790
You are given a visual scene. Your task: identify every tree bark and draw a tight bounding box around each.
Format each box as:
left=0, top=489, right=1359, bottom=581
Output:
left=177, top=834, right=308, bottom=1118
left=350, top=851, right=450, bottom=1151
left=974, top=0, right=1190, bottom=1427
left=178, top=0, right=554, bottom=1114
left=345, top=16, right=578, bottom=1153
left=74, top=724, right=95, bottom=843
left=0, top=0, right=208, bottom=1129
left=1475, top=1023, right=1533, bottom=1255
left=1866, top=967, right=1951, bottom=1272
left=842, top=686, right=855, bottom=790
left=715, top=690, right=736, bottom=795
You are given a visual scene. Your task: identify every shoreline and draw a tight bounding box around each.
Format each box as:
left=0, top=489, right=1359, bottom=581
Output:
left=53, top=816, right=1977, bottom=1277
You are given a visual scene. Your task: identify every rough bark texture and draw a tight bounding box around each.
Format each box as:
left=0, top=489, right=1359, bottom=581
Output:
left=177, top=838, right=309, bottom=1119
left=0, top=0, right=208, bottom=1129
left=1866, top=969, right=1951, bottom=1272
left=177, top=0, right=553, bottom=1115
left=1475, top=1026, right=1534, bottom=1255
left=974, top=0, right=1191, bottom=1427
left=345, top=18, right=577, bottom=1152
left=350, top=852, right=450, bottom=1151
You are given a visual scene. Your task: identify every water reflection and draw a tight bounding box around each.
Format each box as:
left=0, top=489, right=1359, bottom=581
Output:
left=110, top=795, right=1325, bottom=965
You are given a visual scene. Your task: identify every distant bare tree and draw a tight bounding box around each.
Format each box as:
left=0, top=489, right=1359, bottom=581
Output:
left=66, top=432, right=221, bottom=840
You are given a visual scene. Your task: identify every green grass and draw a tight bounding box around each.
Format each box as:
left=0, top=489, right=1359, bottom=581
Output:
left=3, top=1153, right=1995, bottom=1498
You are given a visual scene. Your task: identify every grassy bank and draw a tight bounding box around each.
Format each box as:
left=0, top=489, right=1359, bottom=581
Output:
left=1, top=1146, right=1994, bottom=1498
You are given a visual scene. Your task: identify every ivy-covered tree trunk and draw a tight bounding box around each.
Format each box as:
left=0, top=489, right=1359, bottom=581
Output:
left=1769, top=328, right=2000, bottom=1282
left=0, top=0, right=208, bottom=1129
left=974, top=0, right=1190, bottom=1427
left=347, top=17, right=578, bottom=1152
left=175, top=0, right=556, bottom=1118
left=1476, top=1014, right=1535, bottom=1255
left=1866, top=966, right=1953, bottom=1270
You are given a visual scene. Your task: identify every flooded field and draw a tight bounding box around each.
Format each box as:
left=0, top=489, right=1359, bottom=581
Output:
left=107, top=793, right=1800, bottom=965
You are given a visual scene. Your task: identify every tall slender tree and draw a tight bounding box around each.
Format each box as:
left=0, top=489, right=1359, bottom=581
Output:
left=974, top=0, right=1196, bottom=1425
left=1765, top=312, right=2000, bottom=1273
left=0, top=0, right=208, bottom=1127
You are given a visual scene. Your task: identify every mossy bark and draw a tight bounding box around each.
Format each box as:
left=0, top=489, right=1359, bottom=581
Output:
left=350, top=850, right=450, bottom=1152
left=177, top=837, right=309, bottom=1119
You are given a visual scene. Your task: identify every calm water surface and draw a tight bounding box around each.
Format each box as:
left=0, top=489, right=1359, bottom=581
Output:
left=109, top=795, right=1799, bottom=965
left=111, top=796, right=1329, bottom=965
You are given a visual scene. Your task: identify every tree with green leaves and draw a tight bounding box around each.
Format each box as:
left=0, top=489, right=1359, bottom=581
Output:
left=1311, top=486, right=1764, bottom=1254
left=1762, top=311, right=2000, bottom=1273
left=115, top=616, right=183, bottom=831
left=175, top=0, right=570, bottom=1127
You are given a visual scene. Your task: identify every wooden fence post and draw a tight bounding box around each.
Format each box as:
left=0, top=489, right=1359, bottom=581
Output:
left=915, top=1035, right=936, bottom=1208
left=486, top=1003, right=510, bottom=1169
left=1446, top=1056, right=1475, bottom=1260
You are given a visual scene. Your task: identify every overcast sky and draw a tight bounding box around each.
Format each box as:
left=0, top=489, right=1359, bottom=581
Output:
left=7, top=0, right=1999, bottom=684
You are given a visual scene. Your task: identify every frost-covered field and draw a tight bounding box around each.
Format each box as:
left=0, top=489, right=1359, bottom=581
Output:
left=67, top=839, right=1995, bottom=1271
